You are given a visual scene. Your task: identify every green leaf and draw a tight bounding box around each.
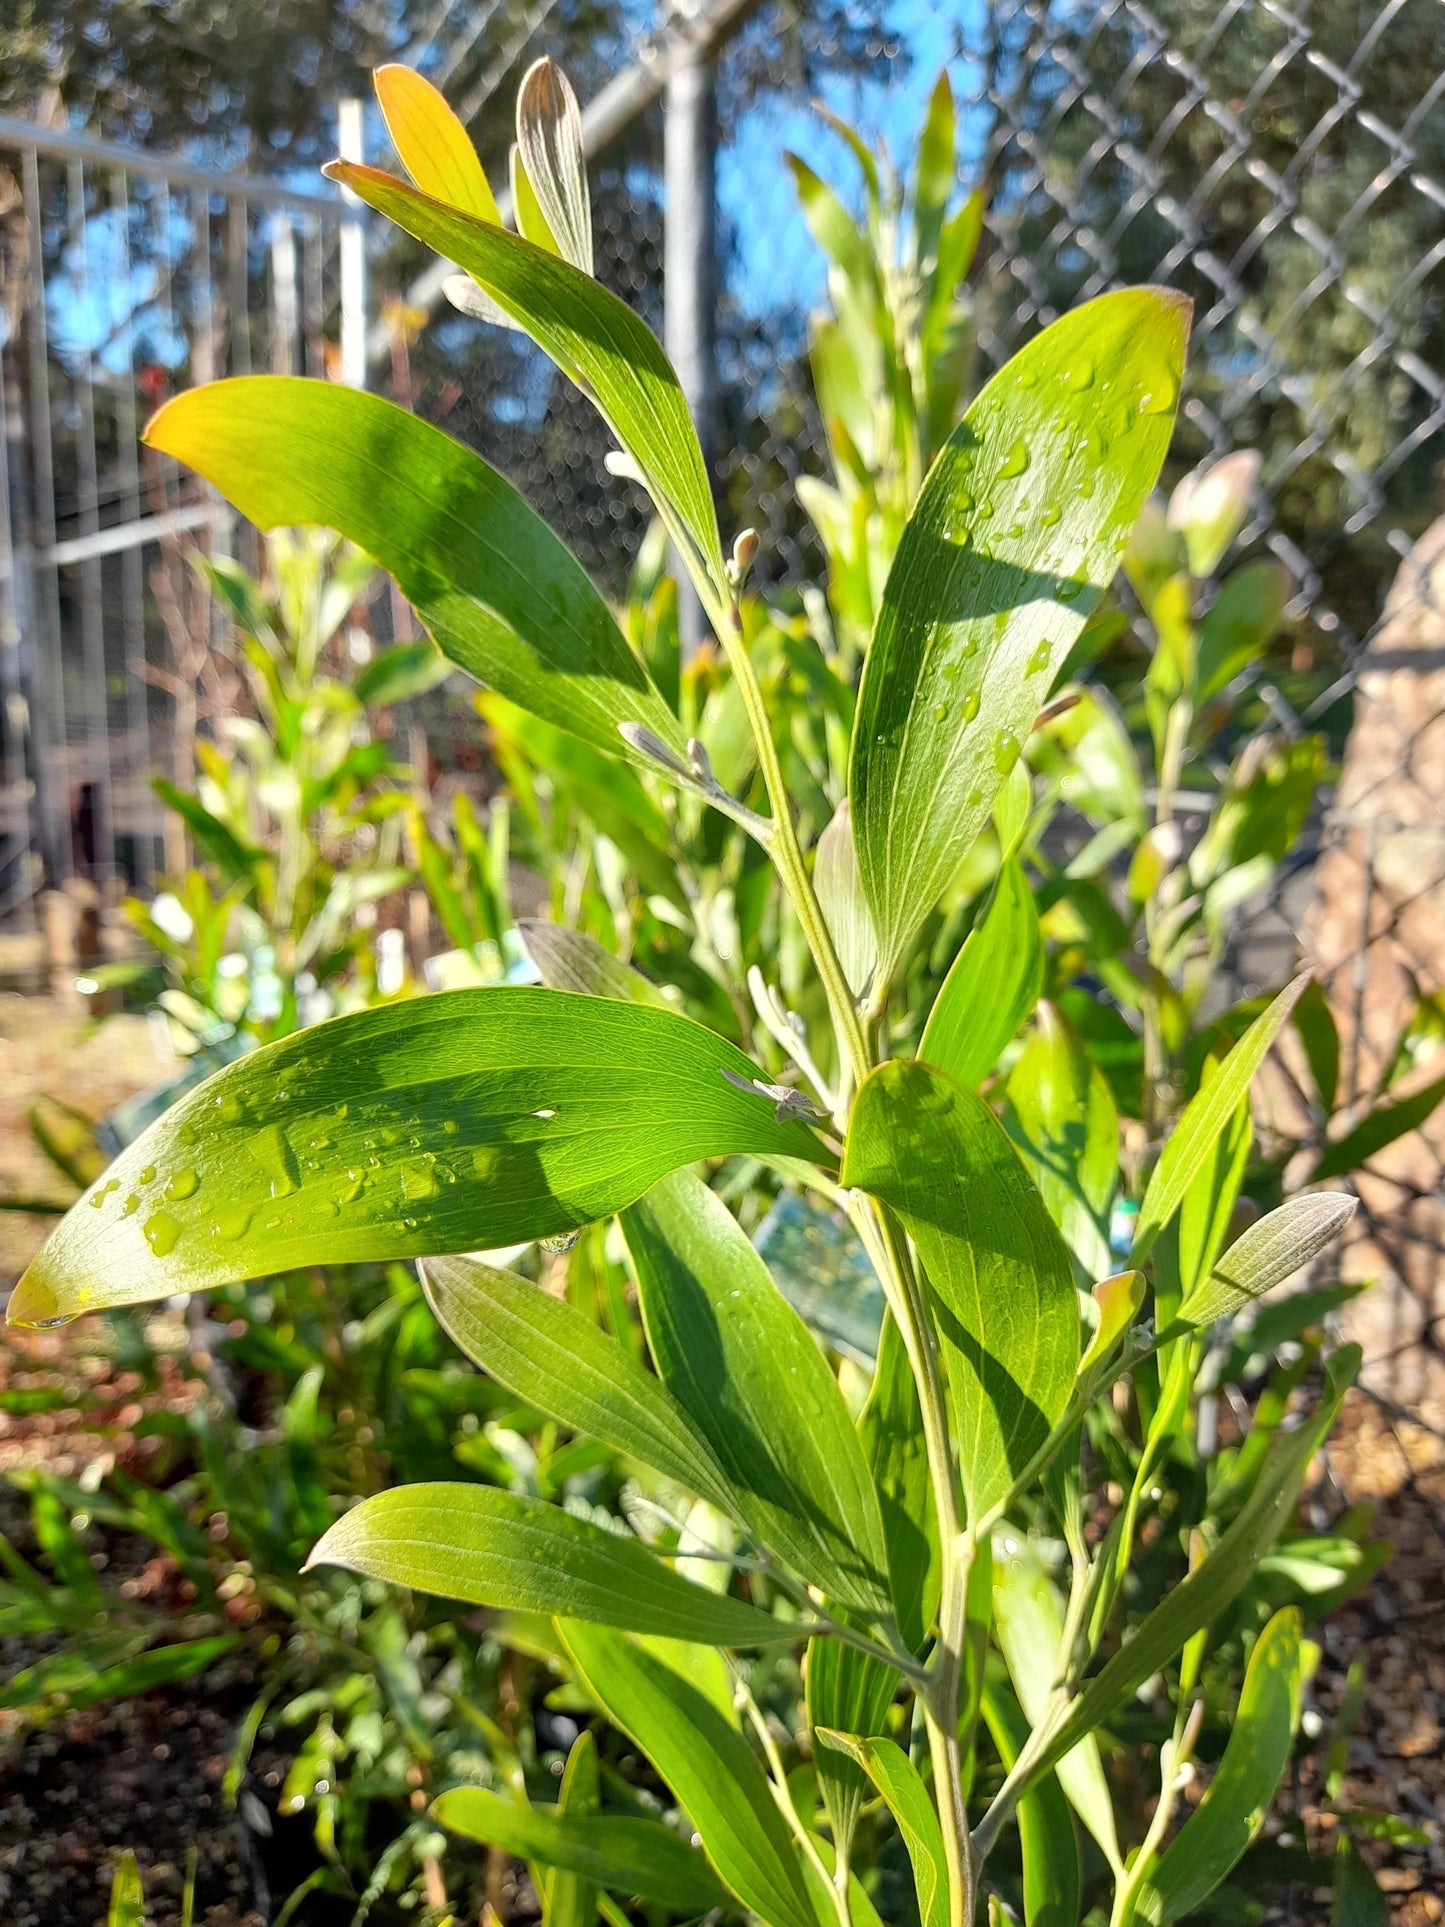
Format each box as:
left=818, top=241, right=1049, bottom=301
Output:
left=850, top=288, right=1188, bottom=984
left=992, top=1536, right=1122, bottom=1872
left=144, top=379, right=686, bottom=770
left=1295, top=981, right=1340, bottom=1116
left=434, top=1786, right=727, bottom=1914
left=1196, top=559, right=1289, bottom=702
left=1005, top=1003, right=1117, bottom=1280
left=1078, top=1270, right=1145, bottom=1380
left=518, top=920, right=671, bottom=1007
left=352, top=638, right=452, bottom=707
left=1029, top=1347, right=1358, bottom=1789
left=844, top=1061, right=1078, bottom=1522
left=1178, top=1194, right=1358, bottom=1332
left=1332, top=1840, right=1388, bottom=1927
left=622, top=1170, right=894, bottom=1621
left=912, top=69, right=956, bottom=277
left=860, top=1313, right=940, bottom=1653
left=920, top=859, right=1042, bottom=1089
left=1136, top=1607, right=1307, bottom=1925
left=109, top=1850, right=148, bottom=1927
left=978, top=1679, right=1082, bottom=1927
left=806, top=1636, right=898, bottom=1858
left=306, top=1483, right=789, bottom=1644
left=1175, top=1092, right=1251, bottom=1308
left=323, top=165, right=727, bottom=605
left=1310, top=1068, right=1445, bottom=1183
left=152, top=780, right=261, bottom=886
left=815, top=800, right=878, bottom=999
left=1132, top=973, right=1311, bottom=1263
left=420, top=1254, right=738, bottom=1515
left=814, top=1732, right=948, bottom=1927
left=9, top=988, right=823, bottom=1325
left=547, top=1726, right=600, bottom=1927
left=560, top=1622, right=822, bottom=1927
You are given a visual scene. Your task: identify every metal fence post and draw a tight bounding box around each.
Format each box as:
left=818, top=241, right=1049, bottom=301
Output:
left=664, top=40, right=718, bottom=660
left=337, top=98, right=368, bottom=390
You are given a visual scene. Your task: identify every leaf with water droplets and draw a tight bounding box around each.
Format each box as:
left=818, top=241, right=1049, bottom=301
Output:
left=849, top=287, right=1189, bottom=988
left=8, top=990, right=825, bottom=1325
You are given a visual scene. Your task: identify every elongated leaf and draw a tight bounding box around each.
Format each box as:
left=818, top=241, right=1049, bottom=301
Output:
left=806, top=1636, right=898, bottom=1857
left=324, top=164, right=727, bottom=603
left=1176, top=1092, right=1251, bottom=1307
left=1030, top=1346, right=1357, bottom=1788
left=850, top=288, right=1188, bottom=983
left=1006, top=1003, right=1117, bottom=1280
left=814, top=1732, right=948, bottom=1927
left=9, top=988, right=822, bottom=1326
left=375, top=64, right=501, bottom=222
left=307, top=1483, right=787, bottom=1644
left=560, top=1623, right=821, bottom=1927
left=519, top=920, right=670, bottom=1007
left=622, top=1170, right=893, bottom=1621
left=920, top=860, right=1042, bottom=1088
left=979, top=1679, right=1082, bottom=1927
left=844, top=1061, right=1078, bottom=1522
left=815, top=800, right=878, bottom=998
left=152, top=780, right=260, bottom=885
left=1310, top=1068, right=1445, bottom=1183
left=546, top=1725, right=600, bottom=1927
left=516, top=59, right=592, bottom=274
left=1137, top=1608, right=1306, bottom=1925
left=146, top=380, right=686, bottom=770
left=992, top=1536, right=1121, bottom=1872
left=1332, top=1839, right=1388, bottom=1927
left=352, top=638, right=451, bottom=707
left=420, top=1255, right=737, bottom=1514
left=108, top=1851, right=147, bottom=1927
left=860, top=1313, right=940, bottom=1653
left=1132, top=973, right=1310, bottom=1263
left=1178, top=1194, right=1357, bottom=1331
left=434, top=1786, right=726, bottom=1913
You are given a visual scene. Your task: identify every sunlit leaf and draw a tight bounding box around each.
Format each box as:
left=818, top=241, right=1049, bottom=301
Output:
left=515, top=58, right=592, bottom=274
left=979, top=1678, right=1082, bottom=1927
left=814, top=1732, right=948, bottom=1927
left=850, top=288, right=1188, bottom=984
left=1005, top=1002, right=1117, bottom=1279
left=144, top=379, right=687, bottom=770
left=844, top=1060, right=1078, bottom=1521
left=9, top=989, right=823, bottom=1325
left=1310, top=1068, right=1445, bottom=1184
left=1178, top=1193, right=1357, bottom=1331
left=920, top=859, right=1042, bottom=1089
left=374, top=64, right=501, bottom=222
left=622, top=1170, right=894, bottom=1621
left=307, top=1483, right=789, bottom=1643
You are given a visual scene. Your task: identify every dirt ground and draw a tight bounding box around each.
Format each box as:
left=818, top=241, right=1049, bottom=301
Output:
left=1, top=995, right=1442, bottom=1923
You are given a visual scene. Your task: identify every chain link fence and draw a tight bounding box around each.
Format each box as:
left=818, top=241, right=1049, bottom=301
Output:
left=2, top=0, right=1444, bottom=1459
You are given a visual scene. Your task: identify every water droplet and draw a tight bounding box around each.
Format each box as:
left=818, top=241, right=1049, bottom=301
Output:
left=1059, top=357, right=1095, bottom=390
left=165, top=1168, right=199, bottom=1201
left=212, top=1202, right=252, bottom=1241
left=1078, top=476, right=1096, bottom=500
left=401, top=1161, right=439, bottom=1203
left=976, top=499, right=994, bottom=521
left=933, top=703, right=948, bottom=722
left=1029, top=641, right=1051, bottom=672
left=332, top=1101, right=349, bottom=1120
left=139, top=1164, right=156, bottom=1185
left=1040, top=505, right=1061, bottom=528
left=338, top=1170, right=366, bottom=1205
left=533, top=1108, right=557, bottom=1121
left=442, top=1119, right=459, bottom=1136
left=541, top=1230, right=581, bottom=1255
left=31, top=1314, right=76, bottom=1330
left=1138, top=370, right=1179, bottom=415
left=959, top=631, right=978, bottom=660
left=1058, top=580, right=1083, bottom=602
left=122, top=1192, right=141, bottom=1217
left=1017, top=367, right=1037, bottom=389
left=142, top=1211, right=181, bottom=1257
left=992, top=728, right=1021, bottom=775
left=1007, top=522, right=1025, bottom=539
left=999, top=438, right=1031, bottom=478
left=966, top=787, right=984, bottom=807
left=215, top=1094, right=242, bottom=1125
left=961, top=690, right=981, bottom=724
left=249, top=1122, right=297, bottom=1199
left=89, top=1178, right=121, bottom=1209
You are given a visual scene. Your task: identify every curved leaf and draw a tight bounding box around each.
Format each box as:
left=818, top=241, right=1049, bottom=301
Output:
left=1005, top=1002, right=1117, bottom=1280
left=307, top=1483, right=789, bottom=1644
left=622, top=1169, right=894, bottom=1621
left=374, top=64, right=501, bottom=222
left=979, top=1679, right=1082, bottom=1927
left=1137, top=1607, right=1307, bottom=1925
left=144, top=378, right=686, bottom=768
left=9, top=988, right=823, bottom=1326
left=421, top=1254, right=738, bottom=1515
left=920, top=859, right=1042, bottom=1089
left=560, top=1622, right=822, bottom=1927
left=850, top=287, right=1189, bottom=983
left=1178, top=1193, right=1357, bottom=1332
left=434, top=1786, right=727, bottom=1913
left=814, top=1732, right=948, bottom=1927
left=843, top=1061, right=1078, bottom=1521
left=323, top=164, right=727, bottom=604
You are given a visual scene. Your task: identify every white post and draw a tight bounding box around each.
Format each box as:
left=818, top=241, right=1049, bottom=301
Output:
left=664, top=46, right=717, bottom=659
left=337, top=98, right=367, bottom=390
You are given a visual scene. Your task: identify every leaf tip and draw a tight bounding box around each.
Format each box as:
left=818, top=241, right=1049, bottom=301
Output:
left=5, top=1258, right=78, bottom=1331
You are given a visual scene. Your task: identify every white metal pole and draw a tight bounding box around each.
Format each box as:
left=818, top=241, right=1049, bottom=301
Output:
left=337, top=98, right=367, bottom=390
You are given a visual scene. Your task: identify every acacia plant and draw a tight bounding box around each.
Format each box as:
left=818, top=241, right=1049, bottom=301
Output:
left=11, top=60, right=1363, bottom=1926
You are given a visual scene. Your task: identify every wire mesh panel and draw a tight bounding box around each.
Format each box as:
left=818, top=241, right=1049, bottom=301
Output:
left=0, top=127, right=358, bottom=923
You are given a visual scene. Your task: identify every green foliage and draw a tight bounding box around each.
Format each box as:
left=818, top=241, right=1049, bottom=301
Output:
left=8, top=59, right=1418, bottom=1927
